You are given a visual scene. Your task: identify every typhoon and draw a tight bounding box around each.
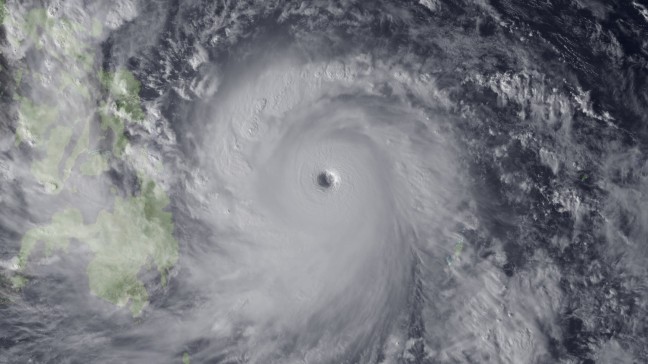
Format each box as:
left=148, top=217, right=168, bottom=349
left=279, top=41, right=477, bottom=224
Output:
left=176, top=54, right=467, bottom=362
left=1, top=1, right=648, bottom=364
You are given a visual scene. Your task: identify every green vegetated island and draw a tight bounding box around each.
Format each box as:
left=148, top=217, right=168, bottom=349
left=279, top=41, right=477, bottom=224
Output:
left=3, top=5, right=179, bottom=317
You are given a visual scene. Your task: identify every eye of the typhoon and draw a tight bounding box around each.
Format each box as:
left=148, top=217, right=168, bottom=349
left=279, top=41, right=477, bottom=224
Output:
left=316, top=169, right=339, bottom=189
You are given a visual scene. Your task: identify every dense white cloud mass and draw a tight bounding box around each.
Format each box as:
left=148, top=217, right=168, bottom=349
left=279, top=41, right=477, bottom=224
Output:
left=177, top=55, right=468, bottom=361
